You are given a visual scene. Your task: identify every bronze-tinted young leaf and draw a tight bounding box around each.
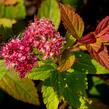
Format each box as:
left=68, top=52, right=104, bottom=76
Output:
left=0, top=0, right=3, bottom=4
left=57, top=50, right=75, bottom=72
left=60, top=4, right=84, bottom=39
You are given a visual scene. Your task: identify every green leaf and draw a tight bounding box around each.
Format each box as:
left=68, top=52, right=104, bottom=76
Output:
left=37, top=0, right=60, bottom=30
left=28, top=59, right=56, bottom=81
left=0, top=18, right=16, bottom=27
left=73, top=52, right=97, bottom=74
left=0, top=70, right=40, bottom=105
left=44, top=71, right=87, bottom=108
left=92, top=77, right=104, bottom=86
left=91, top=59, right=109, bottom=74
left=65, top=32, right=76, bottom=48
left=42, top=85, right=59, bottom=109
left=28, top=65, right=55, bottom=81
left=61, top=0, right=83, bottom=8
left=0, top=18, right=15, bottom=42
left=0, top=26, right=13, bottom=42
left=89, top=86, right=100, bottom=96
left=0, top=0, right=26, bottom=19
left=73, top=51, right=109, bottom=74
left=89, top=77, right=104, bottom=96
left=0, top=60, right=7, bottom=80
left=33, top=48, right=43, bottom=60
left=78, top=97, right=90, bottom=109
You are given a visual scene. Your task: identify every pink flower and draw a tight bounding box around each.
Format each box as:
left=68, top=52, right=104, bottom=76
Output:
left=22, top=17, right=64, bottom=60
left=2, top=39, right=37, bottom=78
left=2, top=17, right=64, bottom=78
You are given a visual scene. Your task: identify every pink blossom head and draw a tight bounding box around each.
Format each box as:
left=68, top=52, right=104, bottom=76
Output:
left=2, top=17, right=64, bottom=78
left=2, top=39, right=37, bottom=78
left=22, top=17, right=64, bottom=60
left=2, top=39, right=21, bottom=67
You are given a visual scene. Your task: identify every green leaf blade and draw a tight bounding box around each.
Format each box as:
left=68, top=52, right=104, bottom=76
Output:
left=37, top=0, right=60, bottom=30
left=0, top=60, right=7, bottom=80
left=42, top=86, right=59, bottom=109
left=73, top=51, right=109, bottom=74
left=0, top=0, right=26, bottom=19
left=0, top=70, right=40, bottom=105
left=0, top=18, right=16, bottom=27
left=44, top=71, right=87, bottom=108
left=73, top=52, right=96, bottom=74
left=91, top=59, right=109, bottom=74
left=28, top=65, right=54, bottom=81
left=62, top=0, right=83, bottom=8
left=28, top=59, right=56, bottom=81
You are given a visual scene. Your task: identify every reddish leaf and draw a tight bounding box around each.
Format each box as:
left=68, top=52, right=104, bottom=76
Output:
left=79, top=16, right=109, bottom=71
left=96, top=16, right=109, bottom=34
left=87, top=45, right=109, bottom=70
left=79, top=32, right=96, bottom=44
left=97, top=28, right=109, bottom=43
left=95, top=16, right=109, bottom=42
left=60, top=4, right=84, bottom=39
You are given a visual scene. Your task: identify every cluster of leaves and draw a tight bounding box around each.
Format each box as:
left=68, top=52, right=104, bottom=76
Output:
left=1, top=0, right=109, bottom=109
left=0, top=0, right=26, bottom=42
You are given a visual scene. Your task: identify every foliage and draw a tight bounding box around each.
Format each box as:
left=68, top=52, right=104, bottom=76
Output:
left=0, top=0, right=109, bottom=109
left=0, top=0, right=26, bottom=19
left=0, top=67, right=39, bottom=105
left=61, top=0, right=83, bottom=8
left=0, top=0, right=26, bottom=42
left=43, top=71, right=87, bottom=108
left=60, top=4, right=84, bottom=39
left=42, top=86, right=59, bottom=109
left=37, top=0, right=60, bottom=30
left=0, top=18, right=16, bottom=28
left=0, top=60, right=7, bottom=80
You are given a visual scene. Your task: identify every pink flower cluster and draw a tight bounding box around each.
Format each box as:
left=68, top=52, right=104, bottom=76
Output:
left=23, top=18, right=63, bottom=59
left=2, top=39, right=37, bottom=78
left=2, top=18, right=63, bottom=78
